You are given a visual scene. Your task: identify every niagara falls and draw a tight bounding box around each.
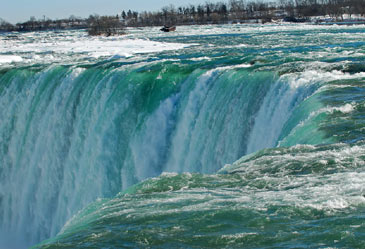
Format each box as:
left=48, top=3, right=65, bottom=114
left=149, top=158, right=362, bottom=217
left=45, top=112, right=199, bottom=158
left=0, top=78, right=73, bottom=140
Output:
left=1, top=1, right=365, bottom=248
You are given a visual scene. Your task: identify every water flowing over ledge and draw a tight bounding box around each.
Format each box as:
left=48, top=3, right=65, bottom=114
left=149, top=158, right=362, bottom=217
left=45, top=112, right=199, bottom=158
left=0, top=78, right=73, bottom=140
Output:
left=1, top=24, right=365, bottom=248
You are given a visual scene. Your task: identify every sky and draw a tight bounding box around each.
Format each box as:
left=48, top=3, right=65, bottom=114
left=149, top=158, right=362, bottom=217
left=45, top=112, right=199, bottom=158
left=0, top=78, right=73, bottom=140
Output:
left=1, top=0, right=219, bottom=24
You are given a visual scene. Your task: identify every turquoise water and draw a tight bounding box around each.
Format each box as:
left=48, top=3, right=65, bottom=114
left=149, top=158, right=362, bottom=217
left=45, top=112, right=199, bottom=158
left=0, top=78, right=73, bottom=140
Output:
left=0, top=24, right=365, bottom=248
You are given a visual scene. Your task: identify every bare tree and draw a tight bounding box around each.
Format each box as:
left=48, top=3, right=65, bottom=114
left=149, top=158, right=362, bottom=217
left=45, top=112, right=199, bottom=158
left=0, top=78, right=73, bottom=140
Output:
left=88, top=15, right=125, bottom=36
left=0, top=18, right=15, bottom=31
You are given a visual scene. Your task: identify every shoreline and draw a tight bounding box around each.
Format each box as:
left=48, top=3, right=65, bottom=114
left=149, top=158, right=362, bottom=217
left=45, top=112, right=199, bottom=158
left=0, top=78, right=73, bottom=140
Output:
left=1, top=19, right=365, bottom=34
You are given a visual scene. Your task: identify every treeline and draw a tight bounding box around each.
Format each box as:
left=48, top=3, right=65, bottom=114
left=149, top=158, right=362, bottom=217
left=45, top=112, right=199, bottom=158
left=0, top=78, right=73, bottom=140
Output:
left=1, top=0, right=365, bottom=34
left=122, top=0, right=365, bottom=26
left=0, top=15, right=124, bottom=36
left=282, top=0, right=365, bottom=20
left=0, top=18, right=14, bottom=31
left=122, top=2, right=274, bottom=26
left=0, top=16, right=88, bottom=32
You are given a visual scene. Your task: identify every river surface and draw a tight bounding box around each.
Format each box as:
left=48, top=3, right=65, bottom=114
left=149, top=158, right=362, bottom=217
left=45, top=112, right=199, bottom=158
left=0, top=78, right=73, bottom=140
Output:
left=0, top=24, right=364, bottom=248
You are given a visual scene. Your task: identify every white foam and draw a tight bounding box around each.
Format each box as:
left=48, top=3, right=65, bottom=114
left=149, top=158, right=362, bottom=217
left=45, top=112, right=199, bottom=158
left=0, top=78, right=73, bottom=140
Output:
left=76, top=39, right=191, bottom=58
left=90, top=39, right=187, bottom=57
left=331, top=103, right=355, bottom=113
left=221, top=232, right=258, bottom=239
left=285, top=70, right=365, bottom=90
left=0, top=55, right=23, bottom=64
left=215, top=64, right=252, bottom=71
left=189, top=56, right=211, bottom=61
left=0, top=34, right=192, bottom=64
left=223, top=146, right=365, bottom=213
left=308, top=103, right=355, bottom=119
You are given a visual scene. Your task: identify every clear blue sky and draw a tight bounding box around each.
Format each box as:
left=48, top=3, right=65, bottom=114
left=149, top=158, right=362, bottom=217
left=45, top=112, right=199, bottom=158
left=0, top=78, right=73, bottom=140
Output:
left=1, top=0, right=221, bottom=24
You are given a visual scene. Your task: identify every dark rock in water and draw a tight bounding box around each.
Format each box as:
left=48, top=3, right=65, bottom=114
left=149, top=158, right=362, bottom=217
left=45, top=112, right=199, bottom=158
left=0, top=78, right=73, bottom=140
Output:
left=283, top=16, right=308, bottom=23
left=160, top=26, right=176, bottom=32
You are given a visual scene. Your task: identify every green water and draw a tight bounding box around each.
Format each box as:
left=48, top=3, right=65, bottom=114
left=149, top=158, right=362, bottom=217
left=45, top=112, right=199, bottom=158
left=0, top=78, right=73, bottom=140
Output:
left=0, top=24, right=364, bottom=248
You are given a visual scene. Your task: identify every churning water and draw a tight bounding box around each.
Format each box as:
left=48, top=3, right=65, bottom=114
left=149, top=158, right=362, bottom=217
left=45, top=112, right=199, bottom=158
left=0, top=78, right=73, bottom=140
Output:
left=0, top=24, right=365, bottom=248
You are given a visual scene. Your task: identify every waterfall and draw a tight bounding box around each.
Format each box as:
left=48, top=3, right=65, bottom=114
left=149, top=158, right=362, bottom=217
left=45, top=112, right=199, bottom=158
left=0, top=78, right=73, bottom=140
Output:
left=0, top=64, right=317, bottom=247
